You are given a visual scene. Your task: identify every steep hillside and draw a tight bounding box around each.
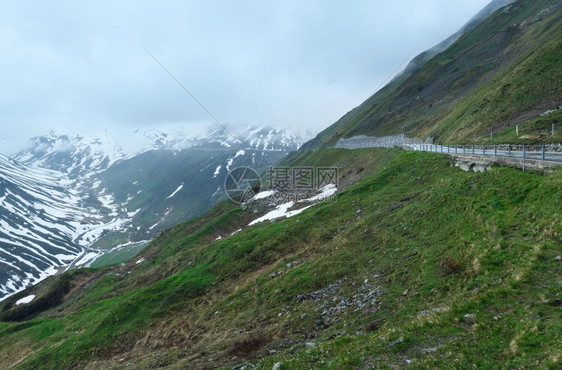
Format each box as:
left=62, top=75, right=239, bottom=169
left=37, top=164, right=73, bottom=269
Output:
left=397, top=0, right=517, bottom=79
left=0, top=148, right=559, bottom=368
left=302, top=0, right=562, bottom=149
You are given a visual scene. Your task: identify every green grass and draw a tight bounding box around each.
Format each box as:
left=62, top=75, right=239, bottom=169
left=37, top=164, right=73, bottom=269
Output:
left=89, top=242, right=149, bottom=268
left=90, top=232, right=131, bottom=250
left=1, top=149, right=560, bottom=369
left=478, top=109, right=562, bottom=144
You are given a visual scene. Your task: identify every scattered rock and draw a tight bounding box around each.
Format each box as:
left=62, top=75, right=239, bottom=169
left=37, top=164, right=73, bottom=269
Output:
left=329, top=330, right=348, bottom=339
left=386, top=336, right=404, bottom=349
left=270, top=271, right=283, bottom=278
left=356, top=209, right=362, bottom=214
left=464, top=313, right=476, bottom=320
left=455, top=159, right=495, bottom=172
left=233, top=364, right=255, bottom=370
left=402, top=289, right=409, bottom=296
left=296, top=279, right=345, bottom=303
left=272, top=362, right=281, bottom=370
left=297, top=279, right=383, bottom=328
left=473, top=164, right=486, bottom=173
left=305, top=342, right=315, bottom=348
left=269, top=349, right=277, bottom=354
left=421, top=347, right=438, bottom=354
left=420, top=307, right=446, bottom=316
left=555, top=255, right=561, bottom=261
left=458, top=162, right=473, bottom=172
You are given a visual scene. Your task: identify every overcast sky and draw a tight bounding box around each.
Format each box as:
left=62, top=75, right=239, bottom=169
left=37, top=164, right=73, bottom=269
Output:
left=0, top=0, right=491, bottom=155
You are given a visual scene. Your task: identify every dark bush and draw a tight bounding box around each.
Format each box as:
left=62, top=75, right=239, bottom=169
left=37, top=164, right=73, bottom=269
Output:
left=228, top=335, right=272, bottom=357
left=440, top=255, right=465, bottom=276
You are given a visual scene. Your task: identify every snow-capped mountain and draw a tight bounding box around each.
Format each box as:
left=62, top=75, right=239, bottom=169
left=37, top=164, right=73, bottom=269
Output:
left=1, top=126, right=304, bottom=300
left=0, top=154, right=137, bottom=300
left=189, top=126, right=305, bottom=151
left=14, top=131, right=128, bottom=179
left=15, top=126, right=304, bottom=176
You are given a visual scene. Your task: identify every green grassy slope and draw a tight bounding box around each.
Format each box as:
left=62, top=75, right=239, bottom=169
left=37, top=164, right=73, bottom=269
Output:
left=302, top=0, right=562, bottom=149
left=0, top=148, right=560, bottom=369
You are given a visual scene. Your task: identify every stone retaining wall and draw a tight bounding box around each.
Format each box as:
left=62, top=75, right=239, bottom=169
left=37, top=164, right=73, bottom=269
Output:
left=334, top=134, right=405, bottom=149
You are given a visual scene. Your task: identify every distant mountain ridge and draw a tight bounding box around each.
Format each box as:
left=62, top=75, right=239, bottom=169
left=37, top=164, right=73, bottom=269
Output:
left=15, top=126, right=304, bottom=177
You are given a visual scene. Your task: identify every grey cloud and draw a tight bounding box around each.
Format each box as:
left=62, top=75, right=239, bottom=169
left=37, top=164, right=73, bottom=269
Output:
left=0, top=0, right=491, bottom=155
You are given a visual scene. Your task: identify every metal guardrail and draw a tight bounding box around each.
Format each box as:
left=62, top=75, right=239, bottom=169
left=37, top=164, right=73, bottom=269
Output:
left=408, top=144, right=562, bottom=163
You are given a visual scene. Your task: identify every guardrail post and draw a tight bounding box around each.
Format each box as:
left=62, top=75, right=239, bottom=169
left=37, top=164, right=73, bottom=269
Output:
left=447, top=145, right=450, bottom=153
left=508, top=144, right=511, bottom=157
left=542, top=145, right=545, bottom=160
left=483, top=145, right=486, bottom=156
left=472, top=145, right=475, bottom=155
left=523, top=145, right=526, bottom=159
left=463, top=145, right=466, bottom=155
left=441, top=145, right=443, bottom=153
left=494, top=145, right=497, bottom=157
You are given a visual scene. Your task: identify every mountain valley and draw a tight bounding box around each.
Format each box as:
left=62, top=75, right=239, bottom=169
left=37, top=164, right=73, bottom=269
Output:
left=0, top=0, right=560, bottom=368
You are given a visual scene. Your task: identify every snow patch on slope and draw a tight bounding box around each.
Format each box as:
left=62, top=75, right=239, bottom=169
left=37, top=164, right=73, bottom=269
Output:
left=166, top=183, right=184, bottom=199
left=16, top=294, right=35, bottom=305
